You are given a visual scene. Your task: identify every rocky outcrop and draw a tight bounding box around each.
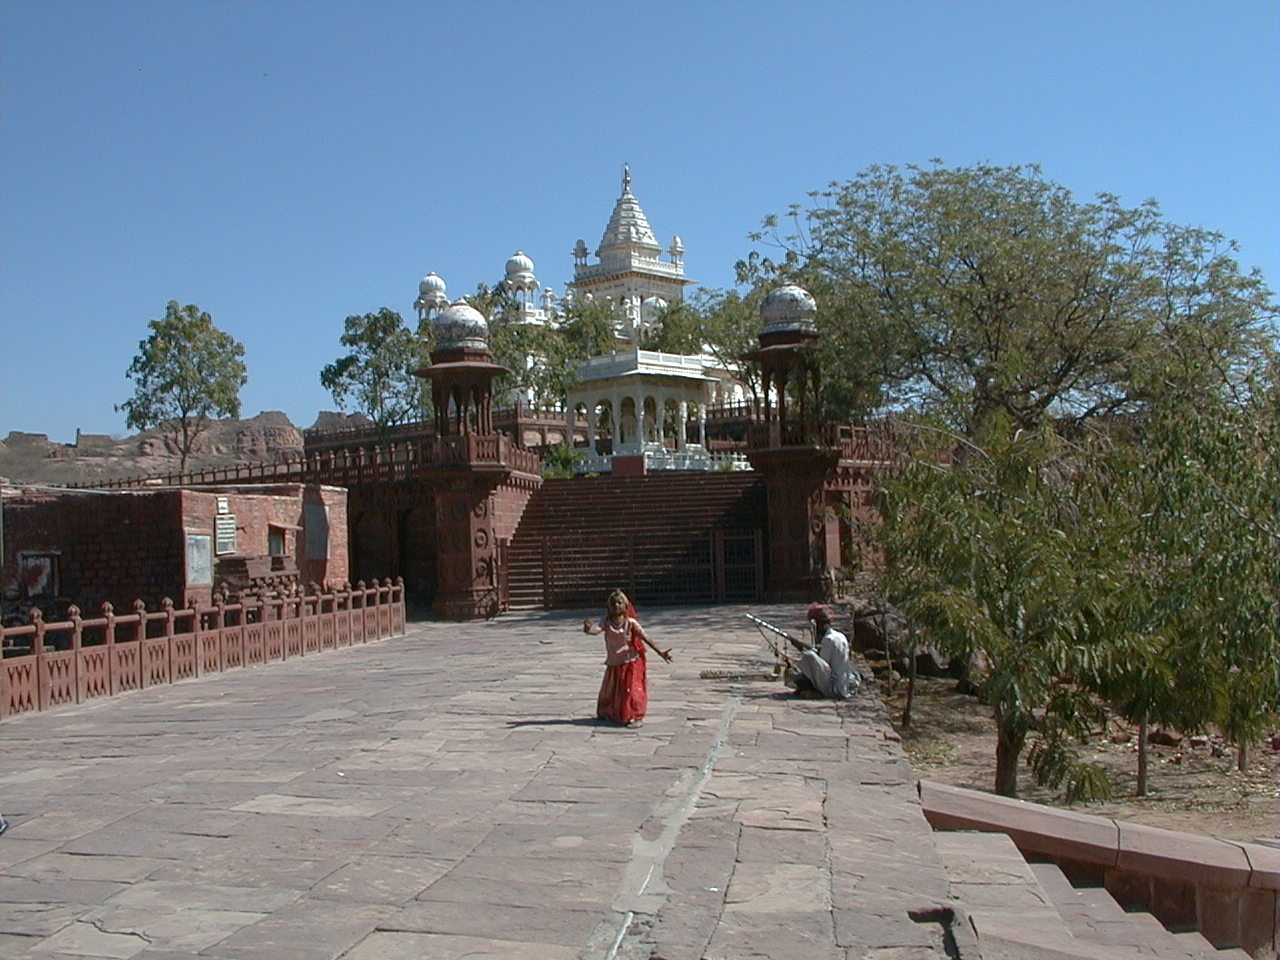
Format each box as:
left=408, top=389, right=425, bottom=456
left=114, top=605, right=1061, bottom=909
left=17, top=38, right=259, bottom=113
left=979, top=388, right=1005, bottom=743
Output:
left=0, top=411, right=317, bottom=484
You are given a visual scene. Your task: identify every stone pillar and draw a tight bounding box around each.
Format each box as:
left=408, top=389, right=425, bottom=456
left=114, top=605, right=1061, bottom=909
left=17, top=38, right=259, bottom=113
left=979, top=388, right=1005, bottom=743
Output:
left=677, top=400, right=688, bottom=450
left=634, top=392, right=646, bottom=451
left=431, top=480, right=500, bottom=620
left=749, top=447, right=840, bottom=601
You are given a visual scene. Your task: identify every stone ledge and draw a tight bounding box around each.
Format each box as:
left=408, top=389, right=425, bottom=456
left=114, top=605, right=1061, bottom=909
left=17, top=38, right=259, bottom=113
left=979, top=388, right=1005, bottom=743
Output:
left=1115, top=819, right=1252, bottom=889
left=918, top=780, right=1278, bottom=893
left=918, top=779, right=1279, bottom=956
left=918, top=780, right=1118, bottom=868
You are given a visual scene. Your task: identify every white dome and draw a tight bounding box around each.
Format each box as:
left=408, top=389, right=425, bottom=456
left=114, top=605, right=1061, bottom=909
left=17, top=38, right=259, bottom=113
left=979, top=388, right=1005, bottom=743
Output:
left=418, top=272, right=447, bottom=297
left=505, top=251, right=535, bottom=278
left=433, top=299, right=489, bottom=349
left=640, top=296, right=667, bottom=323
left=760, top=283, right=818, bottom=336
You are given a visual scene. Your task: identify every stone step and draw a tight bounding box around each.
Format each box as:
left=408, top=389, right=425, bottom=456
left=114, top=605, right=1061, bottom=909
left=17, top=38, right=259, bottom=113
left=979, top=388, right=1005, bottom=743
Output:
left=934, top=831, right=1237, bottom=960
left=1170, top=931, right=1253, bottom=960
left=1029, top=861, right=1218, bottom=959
left=504, top=473, right=768, bottom=608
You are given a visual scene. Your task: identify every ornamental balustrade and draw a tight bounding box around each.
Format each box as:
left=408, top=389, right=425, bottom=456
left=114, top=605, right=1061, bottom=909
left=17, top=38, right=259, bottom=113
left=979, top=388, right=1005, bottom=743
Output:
left=747, top=420, right=899, bottom=464
left=302, top=402, right=573, bottom=451
left=431, top=434, right=541, bottom=474
left=0, top=580, right=405, bottom=720
left=71, top=432, right=543, bottom=491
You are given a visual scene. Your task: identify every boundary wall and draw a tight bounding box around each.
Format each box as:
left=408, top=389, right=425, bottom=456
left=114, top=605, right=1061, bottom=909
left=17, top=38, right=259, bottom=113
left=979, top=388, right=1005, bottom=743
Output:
left=1, top=579, right=405, bottom=720
left=919, top=779, right=1279, bottom=956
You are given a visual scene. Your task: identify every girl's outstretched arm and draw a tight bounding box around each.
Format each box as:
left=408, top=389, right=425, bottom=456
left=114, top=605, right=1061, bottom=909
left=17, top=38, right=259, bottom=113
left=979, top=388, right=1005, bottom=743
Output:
left=643, top=635, right=673, bottom=662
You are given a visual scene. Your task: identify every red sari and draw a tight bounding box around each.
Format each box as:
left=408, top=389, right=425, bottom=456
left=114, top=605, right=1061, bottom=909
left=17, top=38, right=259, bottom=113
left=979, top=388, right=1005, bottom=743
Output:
left=596, top=615, right=648, bottom=725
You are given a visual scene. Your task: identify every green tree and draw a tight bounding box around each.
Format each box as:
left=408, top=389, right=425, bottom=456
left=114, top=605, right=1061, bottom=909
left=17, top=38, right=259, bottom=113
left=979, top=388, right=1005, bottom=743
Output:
left=320, top=308, right=429, bottom=438
left=640, top=300, right=703, bottom=354
left=1138, top=374, right=1278, bottom=771
left=872, top=419, right=1118, bottom=799
left=118, top=300, right=248, bottom=475
left=560, top=294, right=623, bottom=360
left=745, top=162, right=1277, bottom=430
left=767, top=162, right=1278, bottom=801
left=687, top=287, right=766, bottom=406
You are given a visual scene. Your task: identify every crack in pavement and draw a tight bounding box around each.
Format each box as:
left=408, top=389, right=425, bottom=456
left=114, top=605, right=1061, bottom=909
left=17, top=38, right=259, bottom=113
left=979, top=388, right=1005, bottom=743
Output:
left=580, top=692, right=743, bottom=960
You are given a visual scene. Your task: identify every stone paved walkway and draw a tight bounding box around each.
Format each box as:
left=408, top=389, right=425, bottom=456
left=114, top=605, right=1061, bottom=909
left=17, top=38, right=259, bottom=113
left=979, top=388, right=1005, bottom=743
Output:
left=0, top=604, right=969, bottom=959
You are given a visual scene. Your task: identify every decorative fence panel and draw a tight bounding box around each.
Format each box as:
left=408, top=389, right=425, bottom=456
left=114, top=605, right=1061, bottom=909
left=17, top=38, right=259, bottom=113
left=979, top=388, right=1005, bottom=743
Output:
left=285, top=618, right=305, bottom=658
left=41, top=651, right=77, bottom=710
left=172, top=634, right=199, bottom=682
left=142, top=638, right=171, bottom=688
left=81, top=646, right=111, bottom=700
left=113, top=644, right=142, bottom=694
left=0, top=580, right=405, bottom=721
left=199, top=628, right=223, bottom=675
left=264, top=620, right=285, bottom=662
left=245, top=621, right=266, bottom=666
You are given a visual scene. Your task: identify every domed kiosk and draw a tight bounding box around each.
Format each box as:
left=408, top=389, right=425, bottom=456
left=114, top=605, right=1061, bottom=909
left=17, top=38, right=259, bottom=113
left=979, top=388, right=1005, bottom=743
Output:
left=743, top=284, right=872, bottom=599
left=411, top=296, right=541, bottom=620
left=745, top=283, right=824, bottom=445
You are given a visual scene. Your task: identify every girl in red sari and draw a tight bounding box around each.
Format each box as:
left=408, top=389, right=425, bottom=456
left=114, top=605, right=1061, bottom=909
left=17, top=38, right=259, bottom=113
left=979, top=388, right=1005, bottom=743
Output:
left=583, top=589, right=672, bottom=728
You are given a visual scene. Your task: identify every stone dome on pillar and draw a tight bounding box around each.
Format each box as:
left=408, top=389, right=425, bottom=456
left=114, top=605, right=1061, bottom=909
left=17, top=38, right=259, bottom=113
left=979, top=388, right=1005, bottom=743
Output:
left=432, top=299, right=490, bottom=351
left=760, top=283, right=818, bottom=340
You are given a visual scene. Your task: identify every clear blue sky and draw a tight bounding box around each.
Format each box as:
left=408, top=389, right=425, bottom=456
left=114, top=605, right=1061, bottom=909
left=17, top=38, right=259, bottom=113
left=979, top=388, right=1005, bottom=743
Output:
left=2, top=0, right=1276, bottom=444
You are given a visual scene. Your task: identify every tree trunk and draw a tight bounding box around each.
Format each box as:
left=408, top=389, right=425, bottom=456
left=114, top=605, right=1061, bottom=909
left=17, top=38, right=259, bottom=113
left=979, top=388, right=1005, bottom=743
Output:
left=902, top=632, right=917, bottom=728
left=1136, top=721, right=1148, bottom=797
left=1237, top=741, right=1248, bottom=773
left=994, top=721, right=1025, bottom=798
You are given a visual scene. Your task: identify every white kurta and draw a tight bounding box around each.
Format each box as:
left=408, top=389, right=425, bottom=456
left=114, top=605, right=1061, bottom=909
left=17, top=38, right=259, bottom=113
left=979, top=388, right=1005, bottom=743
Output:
left=797, top=627, right=852, bottom=699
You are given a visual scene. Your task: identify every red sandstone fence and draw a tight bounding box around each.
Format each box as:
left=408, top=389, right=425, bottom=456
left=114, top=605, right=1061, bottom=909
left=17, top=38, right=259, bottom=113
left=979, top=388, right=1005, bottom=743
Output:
left=0, top=580, right=406, bottom=721
left=70, top=433, right=542, bottom=491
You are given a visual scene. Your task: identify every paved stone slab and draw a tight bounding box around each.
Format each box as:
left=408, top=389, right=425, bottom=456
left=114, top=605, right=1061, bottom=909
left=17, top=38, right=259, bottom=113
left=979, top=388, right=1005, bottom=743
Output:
left=3, top=855, right=166, bottom=885
left=209, top=901, right=400, bottom=960
left=88, top=906, right=267, bottom=954
left=0, top=604, right=967, bottom=959
left=22, top=919, right=150, bottom=959
left=341, top=931, right=578, bottom=960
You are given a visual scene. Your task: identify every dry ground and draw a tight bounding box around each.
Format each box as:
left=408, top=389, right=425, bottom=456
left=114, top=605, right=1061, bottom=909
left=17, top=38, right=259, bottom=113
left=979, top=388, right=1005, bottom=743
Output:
left=878, top=670, right=1279, bottom=845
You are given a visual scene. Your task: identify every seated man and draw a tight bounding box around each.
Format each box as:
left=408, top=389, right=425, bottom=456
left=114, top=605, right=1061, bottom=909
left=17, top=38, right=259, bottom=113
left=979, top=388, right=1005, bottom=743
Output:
left=789, top=603, right=855, bottom=700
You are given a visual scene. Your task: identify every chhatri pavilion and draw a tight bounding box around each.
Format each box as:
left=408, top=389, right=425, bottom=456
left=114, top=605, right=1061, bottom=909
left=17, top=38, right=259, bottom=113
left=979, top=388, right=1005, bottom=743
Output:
left=413, top=165, right=748, bottom=475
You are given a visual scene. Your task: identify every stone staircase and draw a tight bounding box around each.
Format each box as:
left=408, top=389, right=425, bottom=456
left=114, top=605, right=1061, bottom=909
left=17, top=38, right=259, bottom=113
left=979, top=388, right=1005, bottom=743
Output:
left=935, top=831, right=1259, bottom=959
left=503, top=472, right=767, bottom=610
left=920, top=780, right=1278, bottom=958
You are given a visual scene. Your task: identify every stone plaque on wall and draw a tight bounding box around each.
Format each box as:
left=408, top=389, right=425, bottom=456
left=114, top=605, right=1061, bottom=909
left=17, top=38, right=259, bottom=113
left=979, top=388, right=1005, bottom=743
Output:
left=215, top=515, right=237, bottom=555
left=187, top=534, right=213, bottom=585
left=304, top=503, right=329, bottom=560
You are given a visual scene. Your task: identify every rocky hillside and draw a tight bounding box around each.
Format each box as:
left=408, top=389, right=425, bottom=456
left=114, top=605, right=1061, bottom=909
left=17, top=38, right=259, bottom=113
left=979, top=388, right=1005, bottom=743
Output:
left=0, top=411, right=327, bottom=485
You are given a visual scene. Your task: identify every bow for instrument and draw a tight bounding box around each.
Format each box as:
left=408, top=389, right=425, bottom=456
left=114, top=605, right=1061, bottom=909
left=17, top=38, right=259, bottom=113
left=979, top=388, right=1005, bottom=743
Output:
left=745, top=612, right=812, bottom=661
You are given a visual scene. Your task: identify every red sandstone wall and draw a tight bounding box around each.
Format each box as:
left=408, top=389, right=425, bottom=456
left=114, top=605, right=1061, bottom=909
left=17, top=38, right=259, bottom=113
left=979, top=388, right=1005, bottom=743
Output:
left=1, top=484, right=349, bottom=615
left=2, top=489, right=188, bottom=613
left=314, top=486, right=349, bottom=587
left=491, top=479, right=538, bottom=543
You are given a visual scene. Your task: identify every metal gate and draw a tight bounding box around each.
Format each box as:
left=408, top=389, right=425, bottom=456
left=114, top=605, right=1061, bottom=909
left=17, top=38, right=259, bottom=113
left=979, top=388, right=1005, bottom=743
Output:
left=535, top=527, right=764, bottom=609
